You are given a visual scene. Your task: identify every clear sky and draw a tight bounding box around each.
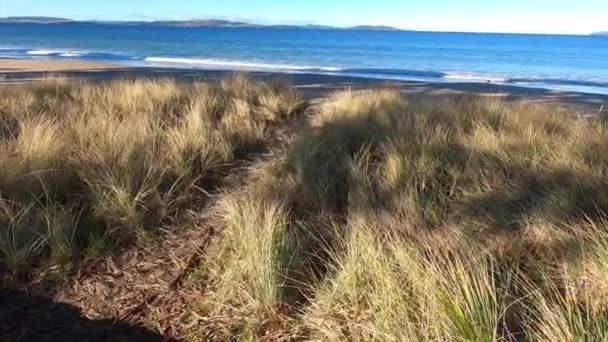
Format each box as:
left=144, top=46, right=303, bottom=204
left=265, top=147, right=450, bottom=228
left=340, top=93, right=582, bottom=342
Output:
left=1, top=0, right=606, bottom=35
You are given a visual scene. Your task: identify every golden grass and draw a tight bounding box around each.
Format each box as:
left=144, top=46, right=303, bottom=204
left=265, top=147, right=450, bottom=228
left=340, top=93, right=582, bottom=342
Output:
left=0, top=75, right=303, bottom=277
left=4, top=78, right=608, bottom=340
left=199, top=193, right=296, bottom=338
left=193, top=89, right=608, bottom=340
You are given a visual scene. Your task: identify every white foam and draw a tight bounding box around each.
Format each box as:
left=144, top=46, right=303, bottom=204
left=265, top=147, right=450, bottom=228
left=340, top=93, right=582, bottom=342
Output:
left=27, top=50, right=60, bottom=55
left=59, top=52, right=83, bottom=57
left=444, top=72, right=507, bottom=83
left=27, top=49, right=85, bottom=57
left=144, top=57, right=342, bottom=72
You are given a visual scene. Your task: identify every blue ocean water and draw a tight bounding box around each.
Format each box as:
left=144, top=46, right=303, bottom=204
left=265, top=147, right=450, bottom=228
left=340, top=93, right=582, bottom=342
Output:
left=1, top=23, right=608, bottom=94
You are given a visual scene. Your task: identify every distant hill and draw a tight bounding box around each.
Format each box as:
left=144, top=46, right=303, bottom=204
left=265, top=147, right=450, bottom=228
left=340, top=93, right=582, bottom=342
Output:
left=0, top=16, right=402, bottom=31
left=592, top=31, right=608, bottom=36
left=351, top=25, right=401, bottom=31
left=0, top=16, right=74, bottom=23
left=115, top=19, right=256, bottom=28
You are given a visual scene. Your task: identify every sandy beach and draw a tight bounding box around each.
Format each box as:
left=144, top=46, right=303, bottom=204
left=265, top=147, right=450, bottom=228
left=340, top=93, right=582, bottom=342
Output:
left=1, top=58, right=607, bottom=112
left=0, top=58, right=120, bottom=73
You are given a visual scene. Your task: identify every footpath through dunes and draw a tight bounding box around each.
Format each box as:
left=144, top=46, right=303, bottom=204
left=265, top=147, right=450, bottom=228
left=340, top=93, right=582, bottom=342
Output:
left=48, top=96, right=307, bottom=340
left=4, top=77, right=608, bottom=341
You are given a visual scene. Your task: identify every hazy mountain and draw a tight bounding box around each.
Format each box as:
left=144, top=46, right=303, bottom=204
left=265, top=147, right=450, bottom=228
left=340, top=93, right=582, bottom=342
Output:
left=592, top=31, right=608, bottom=36
left=351, top=25, right=401, bottom=31
left=0, top=16, right=74, bottom=23
left=0, top=16, right=402, bottom=31
left=114, top=19, right=256, bottom=28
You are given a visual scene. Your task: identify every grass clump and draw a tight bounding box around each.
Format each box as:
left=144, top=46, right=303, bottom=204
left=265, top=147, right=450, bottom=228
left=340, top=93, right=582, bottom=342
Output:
left=302, top=217, right=510, bottom=341
left=199, top=193, right=297, bottom=339
left=0, top=75, right=303, bottom=279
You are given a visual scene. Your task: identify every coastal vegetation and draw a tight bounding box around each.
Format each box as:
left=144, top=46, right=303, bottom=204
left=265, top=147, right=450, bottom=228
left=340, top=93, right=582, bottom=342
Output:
left=0, top=76, right=303, bottom=276
left=2, top=77, right=608, bottom=341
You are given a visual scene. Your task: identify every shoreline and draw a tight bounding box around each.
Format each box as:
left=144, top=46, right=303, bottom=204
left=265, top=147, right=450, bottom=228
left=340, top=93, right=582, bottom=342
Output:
left=1, top=58, right=607, bottom=111
left=0, top=58, right=121, bottom=73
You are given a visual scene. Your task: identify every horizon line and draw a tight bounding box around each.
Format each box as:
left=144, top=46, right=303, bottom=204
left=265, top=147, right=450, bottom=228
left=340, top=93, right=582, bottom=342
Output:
left=0, top=15, right=603, bottom=36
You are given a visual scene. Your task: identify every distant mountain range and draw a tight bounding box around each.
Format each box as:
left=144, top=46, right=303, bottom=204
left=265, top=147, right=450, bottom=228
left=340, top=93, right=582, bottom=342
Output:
left=0, top=16, right=402, bottom=31
left=0, top=16, right=74, bottom=23
left=592, top=31, right=608, bottom=36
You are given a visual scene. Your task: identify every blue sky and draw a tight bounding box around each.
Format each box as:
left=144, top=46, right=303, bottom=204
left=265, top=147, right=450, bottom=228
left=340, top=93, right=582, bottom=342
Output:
left=1, top=0, right=606, bottom=34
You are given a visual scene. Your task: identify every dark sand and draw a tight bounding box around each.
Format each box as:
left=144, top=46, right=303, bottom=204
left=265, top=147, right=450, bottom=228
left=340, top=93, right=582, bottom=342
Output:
left=1, top=59, right=606, bottom=114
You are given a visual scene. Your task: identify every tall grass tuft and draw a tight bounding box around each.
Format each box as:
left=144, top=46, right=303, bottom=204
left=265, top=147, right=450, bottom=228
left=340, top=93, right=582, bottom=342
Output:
left=200, top=193, right=296, bottom=338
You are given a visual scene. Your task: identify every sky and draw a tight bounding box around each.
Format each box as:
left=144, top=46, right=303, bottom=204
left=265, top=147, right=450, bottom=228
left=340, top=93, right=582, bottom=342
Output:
left=1, top=0, right=607, bottom=35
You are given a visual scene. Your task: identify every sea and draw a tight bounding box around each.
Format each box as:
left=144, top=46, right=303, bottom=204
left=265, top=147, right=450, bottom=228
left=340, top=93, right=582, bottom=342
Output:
left=1, top=23, right=608, bottom=94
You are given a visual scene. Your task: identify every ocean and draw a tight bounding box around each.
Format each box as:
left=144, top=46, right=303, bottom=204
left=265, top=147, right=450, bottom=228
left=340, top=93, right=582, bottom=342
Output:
left=1, top=23, right=608, bottom=94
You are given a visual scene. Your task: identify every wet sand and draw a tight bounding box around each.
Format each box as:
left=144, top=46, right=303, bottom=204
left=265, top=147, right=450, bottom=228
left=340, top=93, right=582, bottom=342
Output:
left=1, top=58, right=606, bottom=113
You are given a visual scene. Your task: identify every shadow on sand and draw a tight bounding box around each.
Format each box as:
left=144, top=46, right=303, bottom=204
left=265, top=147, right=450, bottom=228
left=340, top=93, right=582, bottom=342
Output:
left=0, top=289, right=173, bottom=342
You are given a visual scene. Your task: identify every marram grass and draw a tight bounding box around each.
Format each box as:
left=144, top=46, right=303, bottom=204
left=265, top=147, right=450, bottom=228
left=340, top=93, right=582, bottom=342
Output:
left=3, top=79, right=608, bottom=341
left=193, top=89, right=608, bottom=340
left=0, top=75, right=303, bottom=278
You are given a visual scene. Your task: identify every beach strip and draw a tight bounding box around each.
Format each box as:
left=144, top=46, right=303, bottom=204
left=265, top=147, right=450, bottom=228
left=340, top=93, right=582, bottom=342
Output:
left=0, top=58, right=120, bottom=73
left=1, top=58, right=606, bottom=112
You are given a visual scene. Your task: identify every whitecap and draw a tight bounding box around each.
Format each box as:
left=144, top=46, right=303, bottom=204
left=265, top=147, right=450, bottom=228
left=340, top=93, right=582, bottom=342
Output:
left=444, top=72, right=507, bottom=83
left=144, top=57, right=342, bottom=72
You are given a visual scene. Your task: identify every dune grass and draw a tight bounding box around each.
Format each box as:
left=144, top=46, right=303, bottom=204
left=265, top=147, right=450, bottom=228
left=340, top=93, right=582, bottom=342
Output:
left=4, top=77, right=608, bottom=340
left=0, top=75, right=303, bottom=279
left=192, top=89, right=608, bottom=340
